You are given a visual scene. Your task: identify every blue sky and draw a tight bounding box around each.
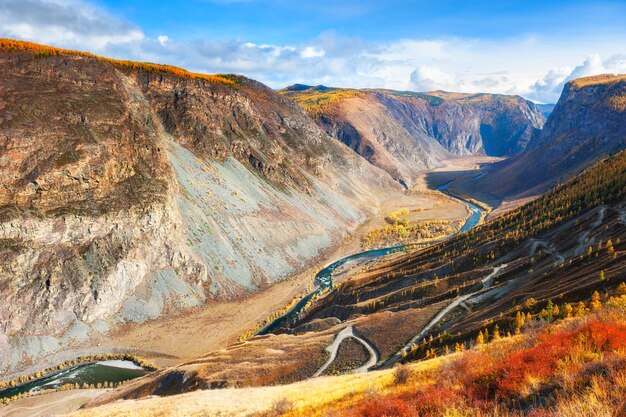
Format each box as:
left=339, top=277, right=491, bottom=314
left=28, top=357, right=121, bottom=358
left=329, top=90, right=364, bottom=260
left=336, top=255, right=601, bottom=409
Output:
left=1, top=0, right=626, bottom=102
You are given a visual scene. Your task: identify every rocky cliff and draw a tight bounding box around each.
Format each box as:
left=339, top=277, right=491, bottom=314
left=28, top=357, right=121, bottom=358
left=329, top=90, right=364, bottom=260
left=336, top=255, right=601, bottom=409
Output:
left=477, top=74, right=626, bottom=198
left=0, top=40, right=399, bottom=373
left=280, top=86, right=545, bottom=186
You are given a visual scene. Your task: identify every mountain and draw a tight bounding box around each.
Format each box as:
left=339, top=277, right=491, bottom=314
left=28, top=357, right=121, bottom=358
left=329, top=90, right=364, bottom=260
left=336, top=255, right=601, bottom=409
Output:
left=84, top=149, right=625, bottom=406
left=537, top=102, right=556, bottom=117
left=280, top=85, right=545, bottom=187
left=0, top=39, right=401, bottom=374
left=477, top=74, right=626, bottom=199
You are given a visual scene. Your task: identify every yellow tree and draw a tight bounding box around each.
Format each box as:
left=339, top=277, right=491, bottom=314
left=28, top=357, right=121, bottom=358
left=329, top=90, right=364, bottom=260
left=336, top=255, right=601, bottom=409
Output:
left=590, top=291, right=602, bottom=311
left=476, top=330, right=485, bottom=346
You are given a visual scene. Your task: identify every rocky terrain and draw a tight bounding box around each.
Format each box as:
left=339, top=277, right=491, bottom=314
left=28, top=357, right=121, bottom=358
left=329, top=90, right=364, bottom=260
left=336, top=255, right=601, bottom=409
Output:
left=280, top=85, right=545, bottom=186
left=477, top=74, right=626, bottom=199
left=0, top=40, right=400, bottom=374
left=88, top=146, right=625, bottom=408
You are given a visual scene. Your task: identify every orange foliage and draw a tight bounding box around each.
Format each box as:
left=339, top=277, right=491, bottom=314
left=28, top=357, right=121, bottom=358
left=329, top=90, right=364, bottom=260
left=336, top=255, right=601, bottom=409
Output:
left=339, top=316, right=626, bottom=417
left=0, top=38, right=235, bottom=85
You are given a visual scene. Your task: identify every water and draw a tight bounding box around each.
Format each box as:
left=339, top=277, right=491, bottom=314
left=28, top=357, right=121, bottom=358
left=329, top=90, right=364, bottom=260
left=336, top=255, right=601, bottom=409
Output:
left=0, top=360, right=148, bottom=400
left=436, top=180, right=484, bottom=232
left=258, top=178, right=486, bottom=335
left=257, top=245, right=406, bottom=334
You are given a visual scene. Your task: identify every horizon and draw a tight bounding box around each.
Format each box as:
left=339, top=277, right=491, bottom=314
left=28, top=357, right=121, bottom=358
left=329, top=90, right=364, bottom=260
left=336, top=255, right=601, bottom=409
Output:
left=1, top=1, right=626, bottom=102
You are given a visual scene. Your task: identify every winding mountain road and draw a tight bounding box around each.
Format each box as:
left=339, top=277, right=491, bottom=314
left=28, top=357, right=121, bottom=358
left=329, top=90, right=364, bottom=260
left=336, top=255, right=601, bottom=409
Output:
left=313, top=325, right=379, bottom=377
left=376, top=263, right=508, bottom=369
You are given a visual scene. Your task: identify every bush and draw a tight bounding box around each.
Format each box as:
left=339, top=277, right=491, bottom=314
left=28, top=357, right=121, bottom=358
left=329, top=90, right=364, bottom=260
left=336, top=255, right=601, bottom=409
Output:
left=393, top=364, right=412, bottom=384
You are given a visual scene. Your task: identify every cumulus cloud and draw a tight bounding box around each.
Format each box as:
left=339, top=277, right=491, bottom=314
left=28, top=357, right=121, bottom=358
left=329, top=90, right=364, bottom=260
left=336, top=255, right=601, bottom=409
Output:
left=409, top=66, right=457, bottom=91
left=529, top=54, right=626, bottom=102
left=301, top=46, right=326, bottom=59
left=1, top=0, right=625, bottom=103
left=0, top=0, right=143, bottom=51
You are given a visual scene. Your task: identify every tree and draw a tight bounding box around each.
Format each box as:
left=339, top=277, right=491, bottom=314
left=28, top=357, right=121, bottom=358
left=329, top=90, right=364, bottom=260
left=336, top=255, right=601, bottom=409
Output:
left=590, top=291, right=602, bottom=311
left=599, top=270, right=606, bottom=282
left=607, top=239, right=615, bottom=254
left=616, top=282, right=626, bottom=296
left=493, top=325, right=500, bottom=340
left=476, top=330, right=485, bottom=346
left=587, top=246, right=593, bottom=257
left=514, top=311, right=525, bottom=334
left=575, top=301, right=588, bottom=317
left=563, top=303, right=573, bottom=318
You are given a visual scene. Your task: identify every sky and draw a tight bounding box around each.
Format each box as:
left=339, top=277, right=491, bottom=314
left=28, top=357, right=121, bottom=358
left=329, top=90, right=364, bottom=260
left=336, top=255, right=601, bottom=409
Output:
left=1, top=0, right=626, bottom=102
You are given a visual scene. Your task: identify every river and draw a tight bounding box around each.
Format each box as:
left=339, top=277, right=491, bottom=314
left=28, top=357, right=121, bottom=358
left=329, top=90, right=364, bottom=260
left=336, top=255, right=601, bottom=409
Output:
left=0, top=360, right=148, bottom=400
left=257, top=178, right=486, bottom=335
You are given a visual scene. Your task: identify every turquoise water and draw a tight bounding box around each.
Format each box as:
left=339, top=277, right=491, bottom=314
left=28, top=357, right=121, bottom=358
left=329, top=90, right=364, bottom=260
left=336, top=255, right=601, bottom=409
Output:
left=436, top=180, right=484, bottom=232
left=0, top=361, right=148, bottom=400
left=258, top=178, right=486, bottom=335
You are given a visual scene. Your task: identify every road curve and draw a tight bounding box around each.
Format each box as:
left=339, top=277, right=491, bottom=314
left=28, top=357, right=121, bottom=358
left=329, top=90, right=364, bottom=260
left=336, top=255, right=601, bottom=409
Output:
left=377, top=263, right=508, bottom=369
left=313, top=325, right=379, bottom=377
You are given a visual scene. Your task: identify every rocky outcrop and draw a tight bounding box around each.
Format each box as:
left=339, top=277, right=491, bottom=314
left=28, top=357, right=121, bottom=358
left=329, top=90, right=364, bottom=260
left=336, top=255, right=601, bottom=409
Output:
left=0, top=41, right=399, bottom=373
left=280, top=86, right=545, bottom=186
left=477, top=74, right=626, bottom=198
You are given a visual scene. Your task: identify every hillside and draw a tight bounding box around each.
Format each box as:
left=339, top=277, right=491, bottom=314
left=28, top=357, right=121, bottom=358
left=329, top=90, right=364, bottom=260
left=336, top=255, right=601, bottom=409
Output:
left=280, top=85, right=545, bottom=186
left=477, top=74, right=626, bottom=199
left=51, top=301, right=626, bottom=416
left=0, top=40, right=401, bottom=376
left=76, top=150, right=625, bottom=407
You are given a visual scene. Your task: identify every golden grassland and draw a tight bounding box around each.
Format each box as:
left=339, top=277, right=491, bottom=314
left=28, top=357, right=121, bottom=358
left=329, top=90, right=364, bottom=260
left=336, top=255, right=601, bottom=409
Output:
left=281, top=87, right=365, bottom=116
left=0, top=38, right=236, bottom=85
left=63, top=295, right=626, bottom=417
left=569, top=73, right=626, bottom=89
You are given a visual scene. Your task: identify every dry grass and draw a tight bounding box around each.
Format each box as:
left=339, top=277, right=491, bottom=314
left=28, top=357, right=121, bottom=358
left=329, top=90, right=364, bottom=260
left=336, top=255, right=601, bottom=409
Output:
left=64, top=303, right=626, bottom=417
left=281, top=87, right=365, bottom=116
left=0, top=38, right=236, bottom=85
left=568, top=73, right=626, bottom=89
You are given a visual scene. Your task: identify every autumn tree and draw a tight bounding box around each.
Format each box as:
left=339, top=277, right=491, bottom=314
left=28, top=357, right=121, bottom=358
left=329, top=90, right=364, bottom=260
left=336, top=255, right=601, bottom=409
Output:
left=590, top=291, right=602, bottom=311
left=476, top=330, right=485, bottom=346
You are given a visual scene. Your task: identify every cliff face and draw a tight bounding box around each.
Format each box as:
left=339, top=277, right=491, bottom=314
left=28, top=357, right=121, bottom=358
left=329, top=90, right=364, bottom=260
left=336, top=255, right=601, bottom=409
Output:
left=478, top=74, right=626, bottom=198
left=0, top=42, right=399, bottom=373
left=280, top=86, right=545, bottom=186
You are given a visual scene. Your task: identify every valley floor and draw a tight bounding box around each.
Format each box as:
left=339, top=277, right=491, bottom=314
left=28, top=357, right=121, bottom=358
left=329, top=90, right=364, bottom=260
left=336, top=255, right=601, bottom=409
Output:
left=2, top=157, right=500, bottom=415
left=49, top=157, right=491, bottom=371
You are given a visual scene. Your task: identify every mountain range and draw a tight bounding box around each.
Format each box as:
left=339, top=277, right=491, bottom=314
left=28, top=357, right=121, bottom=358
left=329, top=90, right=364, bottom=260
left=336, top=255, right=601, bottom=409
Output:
left=0, top=39, right=625, bottom=417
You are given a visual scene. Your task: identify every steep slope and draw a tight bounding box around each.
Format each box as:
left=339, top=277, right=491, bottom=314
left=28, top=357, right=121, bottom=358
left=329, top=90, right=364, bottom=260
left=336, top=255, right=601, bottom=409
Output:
left=477, top=74, right=626, bottom=198
left=280, top=85, right=545, bottom=186
left=83, top=151, right=625, bottom=405
left=0, top=40, right=400, bottom=374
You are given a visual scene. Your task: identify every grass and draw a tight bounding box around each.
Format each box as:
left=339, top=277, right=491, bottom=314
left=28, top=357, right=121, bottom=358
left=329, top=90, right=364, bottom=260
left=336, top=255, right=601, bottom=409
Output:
left=280, top=87, right=364, bottom=116
left=568, top=74, right=626, bottom=89
left=0, top=38, right=236, bottom=85
left=64, top=301, right=626, bottom=417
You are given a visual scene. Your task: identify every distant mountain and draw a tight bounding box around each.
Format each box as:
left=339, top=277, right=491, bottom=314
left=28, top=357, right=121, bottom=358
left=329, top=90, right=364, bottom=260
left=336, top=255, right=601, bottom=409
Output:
left=280, top=85, right=545, bottom=187
left=478, top=74, right=626, bottom=198
left=537, top=103, right=556, bottom=117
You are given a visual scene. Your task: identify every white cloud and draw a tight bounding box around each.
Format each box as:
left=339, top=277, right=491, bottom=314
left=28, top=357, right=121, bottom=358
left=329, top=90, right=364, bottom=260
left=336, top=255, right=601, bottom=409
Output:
left=157, top=35, right=170, bottom=46
left=301, top=46, right=326, bottom=58
left=409, top=66, right=457, bottom=91
left=529, top=54, right=626, bottom=102
left=0, top=0, right=144, bottom=51
left=1, top=0, right=625, bottom=103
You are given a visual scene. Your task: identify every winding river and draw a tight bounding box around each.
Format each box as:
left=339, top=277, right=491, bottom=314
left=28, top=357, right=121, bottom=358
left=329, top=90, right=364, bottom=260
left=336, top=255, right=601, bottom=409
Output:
left=1, top=174, right=487, bottom=397
left=258, top=178, right=486, bottom=335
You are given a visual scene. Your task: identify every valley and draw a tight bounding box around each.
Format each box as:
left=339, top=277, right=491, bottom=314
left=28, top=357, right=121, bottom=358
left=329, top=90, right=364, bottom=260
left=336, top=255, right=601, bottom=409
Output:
left=0, top=39, right=625, bottom=417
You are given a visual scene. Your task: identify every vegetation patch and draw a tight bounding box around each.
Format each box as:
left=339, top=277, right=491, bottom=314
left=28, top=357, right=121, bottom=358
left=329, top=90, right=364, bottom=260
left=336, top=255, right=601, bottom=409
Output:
left=0, top=38, right=236, bottom=85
